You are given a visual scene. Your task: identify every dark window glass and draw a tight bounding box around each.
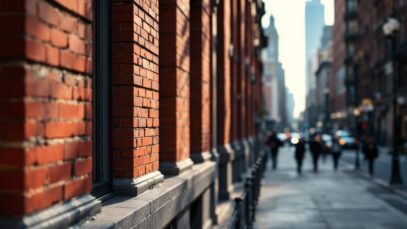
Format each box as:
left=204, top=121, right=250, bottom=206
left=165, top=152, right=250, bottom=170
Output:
left=92, top=0, right=112, bottom=198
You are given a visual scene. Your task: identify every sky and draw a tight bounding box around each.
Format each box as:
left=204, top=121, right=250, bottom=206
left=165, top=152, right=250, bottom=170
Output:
left=262, top=0, right=334, bottom=118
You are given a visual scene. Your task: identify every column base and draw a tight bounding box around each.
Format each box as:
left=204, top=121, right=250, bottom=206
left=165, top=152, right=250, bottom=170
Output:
left=159, top=158, right=194, bottom=176
left=0, top=194, right=101, bottom=228
left=231, top=140, right=243, bottom=183
left=241, top=138, right=250, bottom=174
left=113, top=171, right=164, bottom=196
left=211, top=147, right=220, bottom=162
left=248, top=136, right=254, bottom=163
left=217, top=143, right=235, bottom=200
left=191, top=151, right=212, bottom=164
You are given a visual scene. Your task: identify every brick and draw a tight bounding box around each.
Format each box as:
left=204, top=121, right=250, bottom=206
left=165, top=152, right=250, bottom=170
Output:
left=74, top=158, right=92, bottom=176
left=49, top=163, right=71, bottom=183
left=24, top=167, right=49, bottom=189
left=25, top=144, right=64, bottom=165
left=46, top=45, right=60, bottom=66
left=60, top=51, right=86, bottom=72
left=38, top=1, right=60, bottom=26
left=44, top=122, right=85, bottom=138
left=64, top=177, right=91, bottom=200
left=25, top=40, right=46, bottom=62
left=54, top=0, right=78, bottom=13
left=58, top=103, right=85, bottom=119
left=25, top=185, right=63, bottom=214
left=69, top=35, right=85, bottom=55
left=25, top=17, right=50, bottom=42
left=64, top=141, right=89, bottom=160
left=60, top=14, right=77, bottom=33
left=50, top=28, right=68, bottom=48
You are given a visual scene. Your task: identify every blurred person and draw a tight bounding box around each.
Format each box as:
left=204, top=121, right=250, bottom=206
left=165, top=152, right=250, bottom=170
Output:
left=309, top=135, right=322, bottom=173
left=331, top=138, right=342, bottom=171
left=362, top=137, right=378, bottom=176
left=267, top=131, right=283, bottom=170
left=294, top=138, right=306, bottom=174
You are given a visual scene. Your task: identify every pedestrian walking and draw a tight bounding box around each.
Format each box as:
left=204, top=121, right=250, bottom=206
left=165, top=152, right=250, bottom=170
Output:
left=267, top=131, right=283, bottom=170
left=309, top=135, right=322, bottom=173
left=294, top=138, right=306, bottom=174
left=362, top=137, right=379, bottom=176
left=331, top=138, right=342, bottom=171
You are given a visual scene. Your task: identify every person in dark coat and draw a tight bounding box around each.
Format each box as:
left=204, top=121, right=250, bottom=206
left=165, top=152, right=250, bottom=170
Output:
left=267, top=131, right=283, bottom=170
left=294, top=138, right=306, bottom=174
left=362, top=137, right=379, bottom=175
left=309, top=135, right=323, bottom=173
left=331, top=138, right=342, bottom=171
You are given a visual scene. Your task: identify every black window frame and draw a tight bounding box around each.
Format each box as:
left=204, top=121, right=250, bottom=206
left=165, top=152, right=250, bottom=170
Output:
left=92, top=0, right=112, bottom=199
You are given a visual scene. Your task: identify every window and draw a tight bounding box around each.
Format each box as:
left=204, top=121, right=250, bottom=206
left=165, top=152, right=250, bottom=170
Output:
left=92, top=0, right=112, bottom=198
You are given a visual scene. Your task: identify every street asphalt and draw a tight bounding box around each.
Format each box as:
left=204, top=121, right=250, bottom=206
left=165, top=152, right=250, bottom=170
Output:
left=254, top=146, right=407, bottom=229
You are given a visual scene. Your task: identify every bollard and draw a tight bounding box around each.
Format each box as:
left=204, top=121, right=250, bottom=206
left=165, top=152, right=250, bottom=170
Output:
left=234, top=197, right=242, bottom=229
left=245, top=177, right=253, bottom=228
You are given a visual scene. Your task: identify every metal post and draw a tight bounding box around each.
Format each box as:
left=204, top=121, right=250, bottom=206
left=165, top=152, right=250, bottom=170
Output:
left=355, top=115, right=361, bottom=170
left=244, top=178, right=253, bottom=228
left=234, top=198, right=243, bottom=229
left=389, top=34, right=403, bottom=185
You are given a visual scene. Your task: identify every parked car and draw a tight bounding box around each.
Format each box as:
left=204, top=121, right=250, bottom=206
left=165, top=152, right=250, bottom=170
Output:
left=322, top=134, right=333, bottom=149
left=277, top=133, right=288, bottom=144
left=335, top=130, right=357, bottom=149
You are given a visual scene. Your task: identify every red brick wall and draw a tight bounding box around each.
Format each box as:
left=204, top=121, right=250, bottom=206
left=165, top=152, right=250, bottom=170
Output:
left=217, top=0, right=232, bottom=145
left=236, top=0, right=246, bottom=140
left=111, top=0, right=160, bottom=178
left=190, top=0, right=211, bottom=155
left=159, top=0, right=191, bottom=162
left=230, top=0, right=239, bottom=142
left=0, top=0, right=93, bottom=216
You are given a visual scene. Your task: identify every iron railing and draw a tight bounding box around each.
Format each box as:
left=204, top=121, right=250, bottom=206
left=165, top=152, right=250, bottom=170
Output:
left=228, top=148, right=267, bottom=229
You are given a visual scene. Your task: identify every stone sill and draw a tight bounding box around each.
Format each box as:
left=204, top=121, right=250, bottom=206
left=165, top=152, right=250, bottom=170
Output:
left=79, top=161, right=216, bottom=229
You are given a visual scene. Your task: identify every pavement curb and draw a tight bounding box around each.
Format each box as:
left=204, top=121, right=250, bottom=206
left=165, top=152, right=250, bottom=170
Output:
left=340, top=159, right=407, bottom=199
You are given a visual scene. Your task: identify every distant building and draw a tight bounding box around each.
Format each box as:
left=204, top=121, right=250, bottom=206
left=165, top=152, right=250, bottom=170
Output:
left=262, top=15, right=287, bottom=130
left=315, top=26, right=333, bottom=132
left=305, top=0, right=325, bottom=94
left=286, top=89, right=295, bottom=128
left=305, top=0, right=325, bottom=128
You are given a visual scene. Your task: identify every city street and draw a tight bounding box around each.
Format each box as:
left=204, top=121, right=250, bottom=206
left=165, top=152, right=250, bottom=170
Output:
left=342, top=148, right=407, bottom=191
left=255, top=146, right=407, bottom=229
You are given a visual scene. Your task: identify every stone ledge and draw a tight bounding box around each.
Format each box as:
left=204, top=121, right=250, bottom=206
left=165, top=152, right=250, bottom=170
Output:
left=0, top=194, right=101, bottom=229
left=113, top=171, right=164, bottom=196
left=159, top=158, right=194, bottom=176
left=80, top=160, right=216, bottom=229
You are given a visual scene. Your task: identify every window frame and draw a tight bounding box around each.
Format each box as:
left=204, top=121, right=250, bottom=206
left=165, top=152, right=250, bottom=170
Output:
left=92, top=0, right=112, bottom=199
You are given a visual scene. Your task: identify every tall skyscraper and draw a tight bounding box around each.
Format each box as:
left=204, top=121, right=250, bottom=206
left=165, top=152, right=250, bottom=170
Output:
left=305, top=0, right=325, bottom=93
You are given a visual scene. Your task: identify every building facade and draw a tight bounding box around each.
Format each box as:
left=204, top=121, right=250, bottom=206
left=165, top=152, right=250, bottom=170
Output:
left=341, top=0, right=407, bottom=145
left=0, top=0, right=267, bottom=228
left=330, top=0, right=347, bottom=130
left=315, top=26, right=332, bottom=132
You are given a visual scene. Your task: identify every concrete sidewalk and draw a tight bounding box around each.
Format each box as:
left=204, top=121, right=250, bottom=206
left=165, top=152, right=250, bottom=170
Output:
left=254, top=146, right=407, bottom=229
